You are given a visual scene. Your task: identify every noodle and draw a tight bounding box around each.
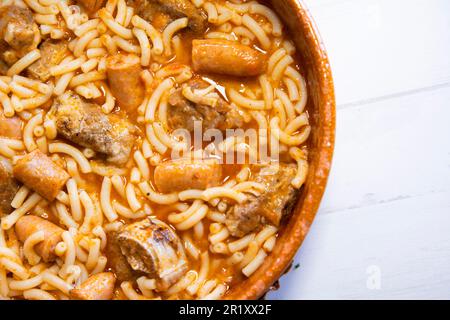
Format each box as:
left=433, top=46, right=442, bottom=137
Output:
left=162, top=18, right=189, bottom=57
left=7, top=49, right=41, bottom=76
left=0, top=0, right=311, bottom=301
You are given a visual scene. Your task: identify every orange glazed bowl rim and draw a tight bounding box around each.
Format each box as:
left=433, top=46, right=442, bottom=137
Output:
left=225, top=0, right=336, bottom=300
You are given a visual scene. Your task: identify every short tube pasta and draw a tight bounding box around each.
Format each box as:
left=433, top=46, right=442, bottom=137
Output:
left=0, top=0, right=311, bottom=301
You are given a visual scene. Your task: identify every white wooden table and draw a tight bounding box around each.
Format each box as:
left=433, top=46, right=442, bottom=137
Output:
left=267, top=0, right=450, bottom=300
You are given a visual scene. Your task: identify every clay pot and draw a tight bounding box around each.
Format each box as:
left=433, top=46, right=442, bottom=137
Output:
left=226, top=0, right=336, bottom=299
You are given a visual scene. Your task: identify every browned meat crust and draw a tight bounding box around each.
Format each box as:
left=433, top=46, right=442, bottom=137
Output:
left=0, top=5, right=35, bottom=51
left=28, top=39, right=69, bottom=81
left=168, top=79, right=245, bottom=131
left=76, top=0, right=107, bottom=15
left=0, top=5, right=38, bottom=64
left=106, top=231, right=139, bottom=282
left=226, top=164, right=299, bottom=237
left=127, top=0, right=206, bottom=33
left=49, top=91, right=137, bottom=165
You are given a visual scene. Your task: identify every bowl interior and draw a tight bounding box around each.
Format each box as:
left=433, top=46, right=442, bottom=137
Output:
left=225, top=0, right=336, bottom=299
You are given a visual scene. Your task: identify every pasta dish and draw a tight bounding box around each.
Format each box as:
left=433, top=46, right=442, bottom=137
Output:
left=0, top=0, right=310, bottom=300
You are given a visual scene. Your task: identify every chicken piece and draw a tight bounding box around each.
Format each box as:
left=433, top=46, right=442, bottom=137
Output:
left=127, top=0, right=206, bottom=33
left=0, top=156, right=20, bottom=218
left=76, top=0, right=107, bottom=15
left=0, top=6, right=36, bottom=51
left=168, top=79, right=245, bottom=131
left=13, top=150, right=70, bottom=201
left=226, top=164, right=299, bottom=237
left=126, top=0, right=171, bottom=30
left=15, top=215, right=64, bottom=262
left=105, top=231, right=138, bottom=282
left=192, top=39, right=267, bottom=77
left=117, top=218, right=188, bottom=290
left=0, top=111, right=22, bottom=139
left=49, top=91, right=137, bottom=165
left=0, top=6, right=38, bottom=61
left=28, top=40, right=69, bottom=82
left=154, top=158, right=222, bottom=193
left=106, top=53, right=144, bottom=112
left=70, top=272, right=116, bottom=300
left=154, top=0, right=206, bottom=33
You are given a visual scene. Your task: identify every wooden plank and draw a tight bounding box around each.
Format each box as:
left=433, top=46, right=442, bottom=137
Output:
left=267, top=190, right=450, bottom=299
left=267, top=84, right=450, bottom=299
left=302, top=0, right=450, bottom=106
left=318, top=85, right=450, bottom=215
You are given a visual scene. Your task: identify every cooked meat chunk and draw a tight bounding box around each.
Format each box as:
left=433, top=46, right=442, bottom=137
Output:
left=168, top=79, right=245, bottom=131
left=0, top=111, right=22, bottom=139
left=106, top=53, right=144, bottom=112
left=0, top=6, right=35, bottom=51
left=106, top=231, right=138, bottom=282
left=15, top=215, right=64, bottom=262
left=0, top=59, right=8, bottom=75
left=117, top=218, right=188, bottom=290
left=226, top=164, right=298, bottom=237
left=0, top=156, right=19, bottom=218
left=0, top=6, right=38, bottom=63
left=126, top=0, right=171, bottom=30
left=28, top=40, right=69, bottom=82
left=154, top=158, right=222, bottom=193
left=192, top=39, right=267, bottom=77
left=154, top=0, right=206, bottom=33
left=13, top=150, right=70, bottom=201
left=70, top=272, right=116, bottom=300
left=127, top=0, right=206, bottom=33
left=76, top=0, right=107, bottom=15
left=49, top=91, right=137, bottom=165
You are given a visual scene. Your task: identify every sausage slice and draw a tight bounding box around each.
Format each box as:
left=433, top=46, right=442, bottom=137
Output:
left=0, top=111, right=22, bottom=139
left=117, top=218, right=188, bottom=290
left=105, top=231, right=137, bottom=282
left=70, top=272, right=116, bottom=300
left=13, top=150, right=70, bottom=201
left=13, top=149, right=70, bottom=201
left=106, top=53, right=145, bottom=112
left=0, top=156, right=19, bottom=217
left=192, top=39, right=267, bottom=77
left=154, top=158, right=222, bottom=193
left=15, top=215, right=64, bottom=262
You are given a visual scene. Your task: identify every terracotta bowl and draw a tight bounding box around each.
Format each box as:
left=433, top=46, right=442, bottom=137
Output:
left=225, top=0, right=336, bottom=299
